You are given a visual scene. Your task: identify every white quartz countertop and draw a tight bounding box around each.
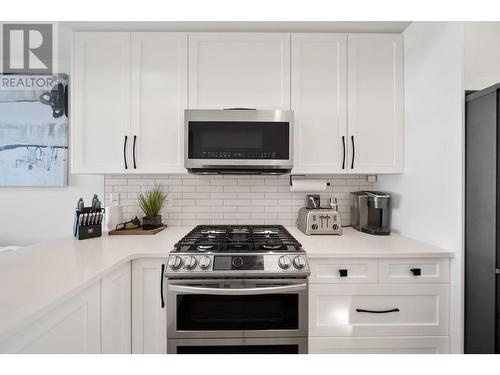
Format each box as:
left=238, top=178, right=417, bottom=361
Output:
left=0, top=225, right=452, bottom=342
left=287, top=227, right=454, bottom=259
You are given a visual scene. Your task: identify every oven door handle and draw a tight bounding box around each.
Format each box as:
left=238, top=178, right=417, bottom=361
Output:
left=168, top=283, right=307, bottom=295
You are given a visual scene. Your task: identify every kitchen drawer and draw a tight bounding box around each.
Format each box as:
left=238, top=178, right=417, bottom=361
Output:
left=378, top=258, right=450, bottom=284
left=309, top=259, right=378, bottom=284
left=309, top=284, right=449, bottom=337
left=308, top=336, right=449, bottom=354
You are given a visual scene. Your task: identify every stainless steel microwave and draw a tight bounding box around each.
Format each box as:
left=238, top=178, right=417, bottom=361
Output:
left=184, top=109, right=293, bottom=174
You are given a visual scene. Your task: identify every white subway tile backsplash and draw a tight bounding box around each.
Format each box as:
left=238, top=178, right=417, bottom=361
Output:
left=237, top=192, right=265, bottom=199
left=104, top=174, right=374, bottom=226
left=251, top=185, right=278, bottom=192
left=210, top=192, right=238, bottom=199
left=223, top=185, right=251, bottom=192
left=210, top=179, right=237, bottom=185
left=195, top=185, right=224, bottom=192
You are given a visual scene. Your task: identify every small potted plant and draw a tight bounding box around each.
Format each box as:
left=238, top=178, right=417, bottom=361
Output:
left=137, top=186, right=167, bottom=230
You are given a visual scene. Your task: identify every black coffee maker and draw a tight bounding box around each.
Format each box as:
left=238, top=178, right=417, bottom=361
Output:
left=351, top=191, right=391, bottom=235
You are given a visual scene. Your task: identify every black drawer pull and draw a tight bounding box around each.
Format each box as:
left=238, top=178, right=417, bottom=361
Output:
left=339, top=269, right=348, bottom=277
left=341, top=136, right=346, bottom=169
left=132, top=135, right=137, bottom=169
left=123, top=135, right=128, bottom=169
left=410, top=268, right=422, bottom=276
left=160, top=264, right=165, bottom=309
left=351, top=135, right=355, bottom=169
left=356, top=308, right=400, bottom=314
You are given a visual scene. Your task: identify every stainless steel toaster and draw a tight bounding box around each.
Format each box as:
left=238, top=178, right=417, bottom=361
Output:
left=296, top=207, right=342, bottom=235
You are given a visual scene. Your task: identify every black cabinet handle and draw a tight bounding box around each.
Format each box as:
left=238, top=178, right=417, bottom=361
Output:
left=410, top=268, right=422, bottom=276
left=341, top=136, right=346, bottom=169
left=351, top=135, right=355, bottom=169
left=339, top=269, right=348, bottom=277
left=123, top=135, right=128, bottom=169
left=160, top=264, right=165, bottom=308
left=356, top=308, right=400, bottom=314
left=132, top=135, right=137, bottom=169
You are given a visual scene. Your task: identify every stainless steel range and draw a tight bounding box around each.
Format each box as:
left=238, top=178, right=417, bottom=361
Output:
left=164, top=225, right=310, bottom=354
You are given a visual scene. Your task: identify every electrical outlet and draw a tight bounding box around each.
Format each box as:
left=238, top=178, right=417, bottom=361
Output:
left=367, top=175, right=377, bottom=183
left=166, top=193, right=173, bottom=207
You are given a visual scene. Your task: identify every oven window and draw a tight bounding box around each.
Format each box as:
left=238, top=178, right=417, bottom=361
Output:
left=177, top=345, right=299, bottom=354
left=176, top=294, right=299, bottom=331
left=188, top=121, right=289, bottom=159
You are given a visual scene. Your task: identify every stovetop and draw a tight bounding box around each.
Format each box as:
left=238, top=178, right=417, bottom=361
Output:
left=173, top=225, right=303, bottom=254
left=166, top=225, right=309, bottom=278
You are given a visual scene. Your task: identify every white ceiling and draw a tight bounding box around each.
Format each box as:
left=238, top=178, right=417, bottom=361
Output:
left=62, top=21, right=411, bottom=33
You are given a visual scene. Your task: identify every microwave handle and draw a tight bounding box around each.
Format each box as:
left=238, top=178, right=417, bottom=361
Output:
left=222, top=108, right=256, bottom=110
left=168, top=283, right=307, bottom=296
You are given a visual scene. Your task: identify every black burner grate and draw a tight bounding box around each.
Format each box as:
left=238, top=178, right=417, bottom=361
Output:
left=173, top=225, right=302, bottom=253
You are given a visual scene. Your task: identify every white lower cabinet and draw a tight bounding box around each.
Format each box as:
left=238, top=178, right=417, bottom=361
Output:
left=309, top=336, right=449, bottom=354
left=131, top=258, right=167, bottom=353
left=308, top=257, right=450, bottom=354
left=1, top=262, right=133, bottom=354
left=101, top=262, right=132, bottom=353
left=0, top=282, right=101, bottom=353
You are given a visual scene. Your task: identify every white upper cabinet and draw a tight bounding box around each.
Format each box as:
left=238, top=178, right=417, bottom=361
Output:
left=72, top=32, right=131, bottom=173
left=72, top=32, right=187, bottom=174
left=131, top=33, right=187, bottom=173
left=189, top=33, right=290, bottom=109
left=71, top=31, right=403, bottom=175
left=291, top=34, right=347, bottom=174
left=347, top=34, right=403, bottom=174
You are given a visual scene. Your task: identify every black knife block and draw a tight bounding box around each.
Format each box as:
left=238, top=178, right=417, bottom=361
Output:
left=74, top=207, right=104, bottom=240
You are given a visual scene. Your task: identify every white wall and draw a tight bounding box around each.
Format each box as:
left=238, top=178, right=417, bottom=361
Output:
left=376, top=22, right=464, bottom=353
left=465, top=22, right=500, bottom=90
left=0, top=22, right=103, bottom=246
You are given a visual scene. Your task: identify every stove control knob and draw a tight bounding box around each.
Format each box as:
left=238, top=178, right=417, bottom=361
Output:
left=311, top=224, right=318, bottom=230
left=184, top=256, right=198, bottom=270
left=232, top=256, right=244, bottom=268
left=278, top=255, right=291, bottom=270
left=199, top=256, right=211, bottom=270
left=293, top=256, right=307, bottom=270
left=168, top=256, right=183, bottom=270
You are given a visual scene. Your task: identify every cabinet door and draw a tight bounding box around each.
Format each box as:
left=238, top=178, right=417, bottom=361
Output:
left=347, top=34, right=403, bottom=174
left=132, top=258, right=167, bottom=353
left=378, top=258, right=450, bottom=284
left=0, top=282, right=101, bottom=353
left=291, top=34, right=347, bottom=174
left=189, top=33, right=290, bottom=109
left=131, top=33, right=187, bottom=173
left=72, top=32, right=131, bottom=173
left=309, top=258, right=378, bottom=284
left=309, top=284, right=449, bottom=337
left=101, top=262, right=132, bottom=353
left=309, top=336, right=449, bottom=354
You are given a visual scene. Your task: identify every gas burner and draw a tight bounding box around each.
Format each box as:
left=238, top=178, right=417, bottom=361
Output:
left=201, top=230, right=226, bottom=235
left=261, top=238, right=282, bottom=250
left=197, top=245, right=214, bottom=251
left=231, top=227, right=250, bottom=234
left=254, top=229, right=279, bottom=235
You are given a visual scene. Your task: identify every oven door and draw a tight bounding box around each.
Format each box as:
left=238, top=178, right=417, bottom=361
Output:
left=184, top=109, right=293, bottom=173
left=167, top=278, right=308, bottom=339
left=168, top=337, right=308, bottom=354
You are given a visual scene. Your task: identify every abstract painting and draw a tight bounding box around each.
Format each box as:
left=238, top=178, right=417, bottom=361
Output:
left=0, top=74, right=68, bottom=186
